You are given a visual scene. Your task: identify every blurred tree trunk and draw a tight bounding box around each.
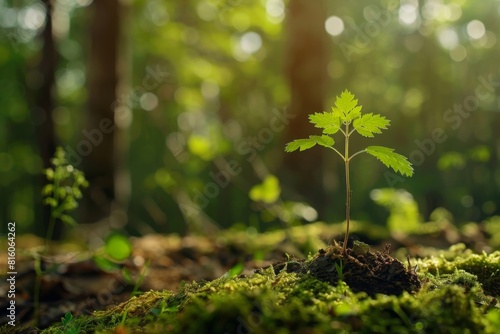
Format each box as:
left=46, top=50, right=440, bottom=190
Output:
left=32, top=0, right=58, bottom=238
left=82, top=0, right=123, bottom=224
left=282, top=0, right=329, bottom=215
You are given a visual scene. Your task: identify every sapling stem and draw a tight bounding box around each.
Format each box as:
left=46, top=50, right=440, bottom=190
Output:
left=328, top=146, right=344, bottom=160
left=343, top=121, right=351, bottom=255
left=44, top=173, right=60, bottom=253
left=347, top=150, right=366, bottom=162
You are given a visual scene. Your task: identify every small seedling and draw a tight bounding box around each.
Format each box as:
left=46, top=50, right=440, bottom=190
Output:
left=285, top=90, right=413, bottom=254
left=122, top=260, right=151, bottom=297
left=33, top=147, right=88, bottom=324
left=60, top=312, right=80, bottom=334
left=334, top=260, right=344, bottom=281
left=42, top=147, right=89, bottom=251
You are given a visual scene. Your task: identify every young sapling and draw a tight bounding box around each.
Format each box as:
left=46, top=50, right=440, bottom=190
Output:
left=285, top=90, right=413, bottom=254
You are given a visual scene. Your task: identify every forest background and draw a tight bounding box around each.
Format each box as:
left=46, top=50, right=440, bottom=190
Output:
left=1, top=0, right=499, bottom=242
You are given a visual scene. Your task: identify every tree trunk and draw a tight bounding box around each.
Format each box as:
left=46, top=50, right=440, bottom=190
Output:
left=282, top=0, right=329, bottom=214
left=82, top=0, right=122, bottom=224
left=32, top=0, right=58, bottom=238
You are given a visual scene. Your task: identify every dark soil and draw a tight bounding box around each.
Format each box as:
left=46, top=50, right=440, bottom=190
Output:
left=272, top=241, right=421, bottom=296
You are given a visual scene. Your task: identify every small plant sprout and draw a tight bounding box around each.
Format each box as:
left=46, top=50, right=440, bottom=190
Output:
left=42, top=147, right=88, bottom=251
left=285, top=90, right=413, bottom=254
left=34, top=147, right=88, bottom=324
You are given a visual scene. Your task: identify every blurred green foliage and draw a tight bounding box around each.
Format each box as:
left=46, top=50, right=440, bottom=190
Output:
left=1, top=0, right=499, bottom=237
left=104, top=233, right=132, bottom=261
left=370, top=188, right=421, bottom=236
left=249, top=175, right=281, bottom=204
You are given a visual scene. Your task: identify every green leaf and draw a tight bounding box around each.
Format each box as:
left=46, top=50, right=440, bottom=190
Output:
left=58, top=187, right=67, bottom=199
left=60, top=214, right=77, bottom=226
left=366, top=146, right=413, bottom=177
left=60, top=197, right=78, bottom=212
left=309, top=112, right=341, bottom=134
left=249, top=175, right=281, bottom=204
left=72, top=187, right=83, bottom=199
left=468, top=145, right=490, bottom=162
left=437, top=152, right=465, bottom=171
left=187, top=134, right=215, bottom=161
left=353, top=113, right=390, bottom=137
left=61, top=312, right=73, bottom=326
left=224, top=262, right=244, bottom=278
left=333, top=90, right=362, bottom=122
left=285, top=138, right=316, bottom=152
left=44, top=168, right=54, bottom=180
left=285, top=135, right=335, bottom=152
left=42, top=184, right=53, bottom=196
left=44, top=197, right=58, bottom=208
left=93, top=255, right=120, bottom=272
left=105, top=233, right=132, bottom=261
left=309, top=135, right=335, bottom=148
left=121, top=267, right=134, bottom=285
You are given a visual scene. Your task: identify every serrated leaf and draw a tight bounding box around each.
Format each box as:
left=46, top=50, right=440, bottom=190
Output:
left=309, top=135, right=335, bottom=148
left=285, top=138, right=317, bottom=152
left=333, top=90, right=362, bottom=122
left=366, top=146, right=413, bottom=177
left=285, top=135, right=335, bottom=152
left=309, top=112, right=341, bottom=134
left=353, top=113, right=390, bottom=137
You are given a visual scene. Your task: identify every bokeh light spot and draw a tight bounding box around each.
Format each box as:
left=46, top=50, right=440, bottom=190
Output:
left=266, top=0, right=284, bottom=23
left=466, top=20, right=485, bottom=40
left=239, top=32, right=262, bottom=54
left=140, top=92, right=158, bottom=111
left=399, top=4, right=418, bottom=26
left=325, top=16, right=344, bottom=36
left=437, top=27, right=458, bottom=50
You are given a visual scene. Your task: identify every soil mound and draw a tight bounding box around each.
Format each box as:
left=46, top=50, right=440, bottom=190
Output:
left=273, top=242, right=421, bottom=296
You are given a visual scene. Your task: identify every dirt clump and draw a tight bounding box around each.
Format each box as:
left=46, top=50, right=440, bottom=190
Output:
left=273, top=241, right=421, bottom=296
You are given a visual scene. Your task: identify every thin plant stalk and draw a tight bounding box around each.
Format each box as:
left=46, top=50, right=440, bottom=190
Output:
left=342, top=121, right=351, bottom=254
left=33, top=257, right=42, bottom=325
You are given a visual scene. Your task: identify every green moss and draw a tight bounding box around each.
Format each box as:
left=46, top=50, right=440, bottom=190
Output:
left=32, top=263, right=497, bottom=333
left=20, top=245, right=498, bottom=333
left=417, top=243, right=500, bottom=296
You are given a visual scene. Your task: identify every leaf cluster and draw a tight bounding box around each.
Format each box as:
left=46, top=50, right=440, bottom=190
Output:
left=285, top=90, right=413, bottom=177
left=42, top=147, right=89, bottom=226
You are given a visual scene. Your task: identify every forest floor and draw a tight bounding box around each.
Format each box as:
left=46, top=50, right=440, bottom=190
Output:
left=1, top=219, right=499, bottom=333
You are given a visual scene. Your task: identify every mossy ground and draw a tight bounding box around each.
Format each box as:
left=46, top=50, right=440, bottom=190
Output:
left=3, top=220, right=500, bottom=333
left=7, top=243, right=497, bottom=334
